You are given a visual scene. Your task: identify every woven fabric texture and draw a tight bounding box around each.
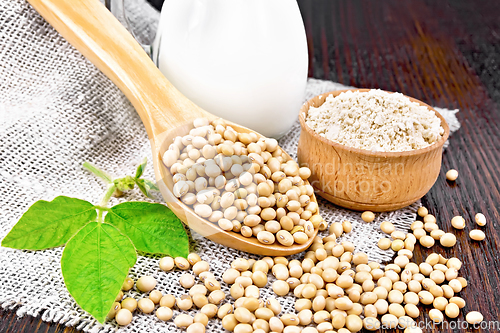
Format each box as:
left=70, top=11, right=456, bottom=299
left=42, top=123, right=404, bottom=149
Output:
left=0, top=0, right=460, bottom=332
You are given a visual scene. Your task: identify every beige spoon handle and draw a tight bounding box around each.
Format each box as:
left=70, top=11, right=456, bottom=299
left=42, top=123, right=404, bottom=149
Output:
left=27, top=0, right=209, bottom=140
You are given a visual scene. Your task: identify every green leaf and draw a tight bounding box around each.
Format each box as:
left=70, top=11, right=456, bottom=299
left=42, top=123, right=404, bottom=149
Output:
left=135, top=179, right=159, bottom=198
left=143, top=179, right=159, bottom=191
left=105, top=202, right=188, bottom=257
left=1, top=196, right=97, bottom=250
left=135, top=157, right=148, bottom=179
left=135, top=179, right=150, bottom=198
left=61, top=222, right=137, bottom=323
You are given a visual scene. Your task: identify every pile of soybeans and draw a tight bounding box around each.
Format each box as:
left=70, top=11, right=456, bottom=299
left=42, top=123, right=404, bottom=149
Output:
left=163, top=118, right=323, bottom=247
left=108, top=206, right=485, bottom=333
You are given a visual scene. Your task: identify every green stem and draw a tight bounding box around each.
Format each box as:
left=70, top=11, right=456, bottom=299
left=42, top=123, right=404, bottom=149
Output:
left=83, top=162, right=113, bottom=184
left=97, top=184, right=116, bottom=222
left=100, top=184, right=116, bottom=206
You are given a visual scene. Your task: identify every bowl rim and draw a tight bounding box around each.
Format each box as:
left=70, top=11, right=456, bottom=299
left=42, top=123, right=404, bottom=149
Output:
left=299, top=88, right=451, bottom=157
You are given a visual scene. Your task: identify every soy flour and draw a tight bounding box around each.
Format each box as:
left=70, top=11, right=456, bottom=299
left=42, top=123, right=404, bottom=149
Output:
left=305, top=89, right=445, bottom=152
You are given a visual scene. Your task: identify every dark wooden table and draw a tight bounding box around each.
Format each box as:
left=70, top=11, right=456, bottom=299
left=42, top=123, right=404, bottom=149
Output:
left=1, top=0, right=499, bottom=332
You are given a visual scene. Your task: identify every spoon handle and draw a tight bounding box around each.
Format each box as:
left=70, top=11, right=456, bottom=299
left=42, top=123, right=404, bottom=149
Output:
left=27, top=0, right=209, bottom=141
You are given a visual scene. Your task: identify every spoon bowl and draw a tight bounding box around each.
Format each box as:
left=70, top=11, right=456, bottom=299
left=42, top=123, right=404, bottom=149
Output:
left=156, top=121, right=319, bottom=255
left=29, top=0, right=318, bottom=255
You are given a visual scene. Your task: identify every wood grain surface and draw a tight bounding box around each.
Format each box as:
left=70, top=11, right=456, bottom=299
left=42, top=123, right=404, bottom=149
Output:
left=1, top=0, right=499, bottom=332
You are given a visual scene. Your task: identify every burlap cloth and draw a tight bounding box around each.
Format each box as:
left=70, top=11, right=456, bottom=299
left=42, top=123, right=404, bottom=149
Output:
left=0, top=0, right=461, bottom=332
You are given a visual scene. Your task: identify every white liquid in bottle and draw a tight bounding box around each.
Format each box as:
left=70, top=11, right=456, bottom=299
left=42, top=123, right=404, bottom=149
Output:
left=154, top=0, right=308, bottom=138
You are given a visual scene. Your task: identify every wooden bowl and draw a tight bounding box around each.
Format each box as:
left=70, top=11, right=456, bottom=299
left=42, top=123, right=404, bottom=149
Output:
left=297, top=89, right=450, bottom=212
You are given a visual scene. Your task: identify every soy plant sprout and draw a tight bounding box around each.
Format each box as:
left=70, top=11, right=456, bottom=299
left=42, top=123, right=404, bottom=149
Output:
left=1, top=158, right=189, bottom=323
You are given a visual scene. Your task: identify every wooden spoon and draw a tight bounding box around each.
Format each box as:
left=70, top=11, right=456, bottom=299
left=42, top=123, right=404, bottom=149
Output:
left=28, top=0, right=319, bottom=255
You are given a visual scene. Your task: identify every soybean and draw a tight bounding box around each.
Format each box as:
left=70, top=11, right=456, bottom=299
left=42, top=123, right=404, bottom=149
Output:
left=446, top=169, right=458, bottom=181
left=475, top=213, right=487, bottom=226
left=466, top=311, right=483, bottom=324
left=470, top=229, right=485, bottom=241
left=361, top=211, right=375, bottom=223
left=380, top=221, right=395, bottom=234
left=136, top=276, right=156, bottom=293
left=451, top=216, right=465, bottom=229
left=156, top=306, right=173, bottom=321
left=115, top=309, right=133, bottom=326
left=440, top=233, right=457, bottom=247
